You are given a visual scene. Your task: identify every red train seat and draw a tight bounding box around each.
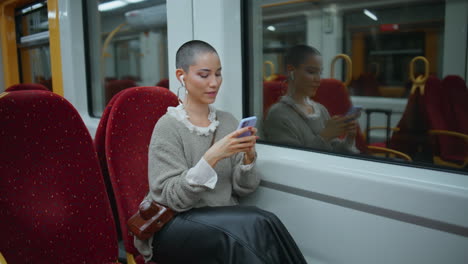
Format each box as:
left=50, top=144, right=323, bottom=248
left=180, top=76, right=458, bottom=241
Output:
left=97, top=86, right=178, bottom=263
left=263, top=80, right=287, bottom=117
left=6, top=83, right=49, bottom=92
left=156, top=78, right=170, bottom=89
left=105, top=79, right=137, bottom=104
left=0, top=90, right=119, bottom=263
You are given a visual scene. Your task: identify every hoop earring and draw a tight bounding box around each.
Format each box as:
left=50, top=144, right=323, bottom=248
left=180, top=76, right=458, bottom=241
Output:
left=177, top=86, right=188, bottom=104
left=176, top=85, right=184, bottom=103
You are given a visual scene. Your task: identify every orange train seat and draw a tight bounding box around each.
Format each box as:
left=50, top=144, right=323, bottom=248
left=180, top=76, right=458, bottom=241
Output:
left=0, top=90, right=119, bottom=263
left=96, top=86, right=178, bottom=264
left=6, top=83, right=49, bottom=92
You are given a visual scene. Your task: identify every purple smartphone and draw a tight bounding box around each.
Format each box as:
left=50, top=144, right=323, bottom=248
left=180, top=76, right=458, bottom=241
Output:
left=345, top=106, right=363, bottom=121
left=237, top=116, right=257, bottom=137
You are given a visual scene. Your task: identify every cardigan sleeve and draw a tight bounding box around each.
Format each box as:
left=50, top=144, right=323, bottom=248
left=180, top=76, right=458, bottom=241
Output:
left=221, top=112, right=260, bottom=197
left=147, top=116, right=211, bottom=212
left=231, top=152, right=260, bottom=197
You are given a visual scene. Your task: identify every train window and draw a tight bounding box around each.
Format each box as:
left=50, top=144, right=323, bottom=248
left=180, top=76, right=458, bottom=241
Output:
left=244, top=0, right=468, bottom=173
left=83, top=0, right=168, bottom=117
left=15, top=1, right=53, bottom=90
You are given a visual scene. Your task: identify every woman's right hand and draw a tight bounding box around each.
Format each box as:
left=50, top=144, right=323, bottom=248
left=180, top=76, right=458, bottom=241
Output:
left=204, top=127, right=258, bottom=168
left=320, top=116, right=355, bottom=142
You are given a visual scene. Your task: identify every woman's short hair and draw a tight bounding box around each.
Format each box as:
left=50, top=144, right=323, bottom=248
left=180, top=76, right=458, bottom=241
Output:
left=285, top=45, right=321, bottom=68
left=176, top=40, right=218, bottom=72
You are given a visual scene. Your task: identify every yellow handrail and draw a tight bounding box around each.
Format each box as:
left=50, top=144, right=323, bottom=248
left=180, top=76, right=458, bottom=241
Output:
left=428, top=129, right=467, bottom=168
left=100, top=22, right=128, bottom=85
left=428, top=129, right=468, bottom=141
left=0, top=252, right=7, bottom=264
left=263, top=60, right=276, bottom=81
left=367, top=146, right=412, bottom=162
left=331, top=54, right=352, bottom=87
left=409, top=56, right=429, bottom=95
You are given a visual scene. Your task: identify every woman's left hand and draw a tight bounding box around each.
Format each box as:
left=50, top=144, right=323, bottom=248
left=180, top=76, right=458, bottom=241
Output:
left=243, top=127, right=258, bottom=165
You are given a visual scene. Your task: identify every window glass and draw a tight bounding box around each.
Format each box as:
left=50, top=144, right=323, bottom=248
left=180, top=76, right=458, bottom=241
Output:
left=245, top=0, right=468, bottom=173
left=19, top=46, right=52, bottom=88
left=15, top=1, right=52, bottom=90
left=84, top=0, right=168, bottom=116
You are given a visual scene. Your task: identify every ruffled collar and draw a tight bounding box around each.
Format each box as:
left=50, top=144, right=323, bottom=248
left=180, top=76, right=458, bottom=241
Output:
left=280, top=95, right=321, bottom=119
left=167, top=104, right=219, bottom=136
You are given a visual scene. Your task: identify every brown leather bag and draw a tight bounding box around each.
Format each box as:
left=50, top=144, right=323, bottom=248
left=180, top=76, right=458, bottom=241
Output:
left=128, top=122, right=218, bottom=240
left=127, top=200, right=176, bottom=240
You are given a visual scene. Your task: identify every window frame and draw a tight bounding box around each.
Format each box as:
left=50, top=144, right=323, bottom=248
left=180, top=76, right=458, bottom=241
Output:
left=240, top=0, right=468, bottom=176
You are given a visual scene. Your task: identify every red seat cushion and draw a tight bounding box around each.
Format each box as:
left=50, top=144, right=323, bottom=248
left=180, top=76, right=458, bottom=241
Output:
left=263, top=80, right=287, bottom=117
left=105, top=87, right=179, bottom=255
left=0, top=90, right=118, bottom=263
left=6, top=83, right=49, bottom=92
left=105, top=79, right=137, bottom=104
left=419, top=75, right=467, bottom=163
left=95, top=90, right=129, bottom=239
left=388, top=88, right=432, bottom=160
left=156, top=78, right=170, bottom=89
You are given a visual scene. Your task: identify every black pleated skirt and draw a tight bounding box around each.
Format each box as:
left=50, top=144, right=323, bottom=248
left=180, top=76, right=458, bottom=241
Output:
left=151, top=205, right=307, bottom=264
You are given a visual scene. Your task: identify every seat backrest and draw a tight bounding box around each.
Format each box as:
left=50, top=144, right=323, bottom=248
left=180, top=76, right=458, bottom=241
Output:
left=442, top=75, right=468, bottom=134
left=313, top=78, right=367, bottom=153
left=95, top=90, right=128, bottom=239
left=437, top=75, right=468, bottom=160
left=156, top=78, right=170, bottom=89
left=6, top=83, right=49, bottom=92
left=0, top=90, right=118, bottom=263
left=421, top=76, right=449, bottom=157
left=263, top=80, right=287, bottom=117
left=105, top=86, right=179, bottom=255
left=105, top=79, right=137, bottom=104
left=388, top=86, right=433, bottom=161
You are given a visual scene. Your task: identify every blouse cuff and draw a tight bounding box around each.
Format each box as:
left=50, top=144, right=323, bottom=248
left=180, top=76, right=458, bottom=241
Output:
left=185, top=157, right=218, bottom=189
left=239, top=152, right=256, bottom=171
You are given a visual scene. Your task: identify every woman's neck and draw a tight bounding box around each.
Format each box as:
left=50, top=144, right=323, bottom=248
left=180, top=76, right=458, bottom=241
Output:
left=288, top=87, right=307, bottom=106
left=288, top=86, right=314, bottom=114
left=183, top=98, right=210, bottom=126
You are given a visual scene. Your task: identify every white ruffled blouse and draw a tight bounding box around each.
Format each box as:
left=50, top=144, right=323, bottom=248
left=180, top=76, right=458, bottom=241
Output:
left=166, top=104, right=219, bottom=136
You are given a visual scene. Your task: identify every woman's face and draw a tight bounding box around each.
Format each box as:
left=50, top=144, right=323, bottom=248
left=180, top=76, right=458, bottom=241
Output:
left=185, top=52, right=222, bottom=105
left=292, top=54, right=323, bottom=97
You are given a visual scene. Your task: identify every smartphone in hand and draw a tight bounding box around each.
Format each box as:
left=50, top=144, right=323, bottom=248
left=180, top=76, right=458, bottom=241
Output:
left=237, top=116, right=257, bottom=137
left=345, top=106, right=363, bottom=121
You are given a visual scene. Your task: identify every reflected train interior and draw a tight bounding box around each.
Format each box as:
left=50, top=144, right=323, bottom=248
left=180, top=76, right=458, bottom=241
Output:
left=0, top=0, right=467, bottom=263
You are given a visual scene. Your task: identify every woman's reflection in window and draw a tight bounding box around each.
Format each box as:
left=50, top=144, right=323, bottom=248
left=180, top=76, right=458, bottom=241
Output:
left=264, top=45, right=359, bottom=154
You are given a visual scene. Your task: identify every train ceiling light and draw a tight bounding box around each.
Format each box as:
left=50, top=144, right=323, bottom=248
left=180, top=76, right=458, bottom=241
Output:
left=99, top=0, right=148, bottom=12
